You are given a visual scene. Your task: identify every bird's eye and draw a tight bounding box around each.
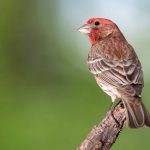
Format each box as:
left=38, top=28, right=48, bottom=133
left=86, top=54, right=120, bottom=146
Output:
left=94, top=21, right=100, bottom=26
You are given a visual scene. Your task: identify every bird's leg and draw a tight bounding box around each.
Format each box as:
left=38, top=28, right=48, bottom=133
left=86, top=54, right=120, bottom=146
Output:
left=108, top=98, right=121, bottom=111
left=108, top=102, right=114, bottom=111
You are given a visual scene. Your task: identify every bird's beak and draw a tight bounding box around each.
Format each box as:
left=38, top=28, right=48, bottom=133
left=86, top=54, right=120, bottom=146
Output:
left=78, top=24, right=91, bottom=34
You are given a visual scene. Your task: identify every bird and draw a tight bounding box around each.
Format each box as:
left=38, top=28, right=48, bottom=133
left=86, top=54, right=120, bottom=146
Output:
left=78, top=18, right=150, bottom=128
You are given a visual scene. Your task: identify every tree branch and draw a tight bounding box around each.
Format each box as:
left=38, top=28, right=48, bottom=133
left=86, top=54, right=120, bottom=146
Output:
left=77, top=102, right=126, bottom=150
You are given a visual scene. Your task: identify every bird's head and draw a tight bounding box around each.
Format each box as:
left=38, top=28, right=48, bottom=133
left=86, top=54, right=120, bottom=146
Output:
left=78, top=18, right=120, bottom=45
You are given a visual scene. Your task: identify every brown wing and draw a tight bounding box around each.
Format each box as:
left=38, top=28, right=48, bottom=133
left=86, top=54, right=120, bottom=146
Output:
left=88, top=40, right=144, bottom=97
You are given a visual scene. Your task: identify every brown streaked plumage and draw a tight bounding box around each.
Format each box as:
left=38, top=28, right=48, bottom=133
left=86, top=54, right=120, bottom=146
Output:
left=78, top=18, right=150, bottom=128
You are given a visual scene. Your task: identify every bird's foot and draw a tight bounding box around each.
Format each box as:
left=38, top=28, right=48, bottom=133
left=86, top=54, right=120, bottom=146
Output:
left=110, top=110, right=120, bottom=127
left=108, top=100, right=121, bottom=127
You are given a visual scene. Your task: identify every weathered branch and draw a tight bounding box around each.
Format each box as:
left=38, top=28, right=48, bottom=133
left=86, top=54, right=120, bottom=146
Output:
left=77, top=102, right=126, bottom=150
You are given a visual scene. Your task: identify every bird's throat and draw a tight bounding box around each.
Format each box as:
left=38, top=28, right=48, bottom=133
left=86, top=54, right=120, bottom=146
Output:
left=89, top=30, right=100, bottom=45
left=89, top=29, right=113, bottom=45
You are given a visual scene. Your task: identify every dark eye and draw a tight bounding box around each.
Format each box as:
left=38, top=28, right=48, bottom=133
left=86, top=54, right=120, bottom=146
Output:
left=94, top=21, right=100, bottom=26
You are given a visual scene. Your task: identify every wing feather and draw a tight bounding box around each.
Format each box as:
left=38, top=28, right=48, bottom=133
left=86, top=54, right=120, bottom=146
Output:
left=88, top=51, right=143, bottom=96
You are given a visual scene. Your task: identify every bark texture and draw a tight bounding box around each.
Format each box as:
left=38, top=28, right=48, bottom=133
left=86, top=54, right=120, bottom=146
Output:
left=77, top=102, right=126, bottom=150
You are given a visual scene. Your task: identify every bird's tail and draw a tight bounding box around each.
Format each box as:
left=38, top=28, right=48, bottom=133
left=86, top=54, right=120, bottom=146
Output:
left=123, top=96, right=150, bottom=128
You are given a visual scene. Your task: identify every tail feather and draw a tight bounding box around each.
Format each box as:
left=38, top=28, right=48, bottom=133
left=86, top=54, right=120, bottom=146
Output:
left=123, top=96, right=150, bottom=128
left=141, top=102, right=150, bottom=127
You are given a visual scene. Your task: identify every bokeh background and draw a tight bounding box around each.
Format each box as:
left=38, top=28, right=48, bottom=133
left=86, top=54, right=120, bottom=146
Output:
left=0, top=0, right=150, bottom=150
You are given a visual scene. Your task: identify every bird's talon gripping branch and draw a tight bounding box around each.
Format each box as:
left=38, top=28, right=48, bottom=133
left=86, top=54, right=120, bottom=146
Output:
left=111, top=111, right=120, bottom=127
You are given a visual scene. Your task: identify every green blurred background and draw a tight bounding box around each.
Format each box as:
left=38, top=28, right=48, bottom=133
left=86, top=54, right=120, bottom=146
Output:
left=0, top=0, right=150, bottom=149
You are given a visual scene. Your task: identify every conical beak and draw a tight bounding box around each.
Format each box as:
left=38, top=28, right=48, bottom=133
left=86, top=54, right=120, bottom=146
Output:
left=78, top=24, right=91, bottom=34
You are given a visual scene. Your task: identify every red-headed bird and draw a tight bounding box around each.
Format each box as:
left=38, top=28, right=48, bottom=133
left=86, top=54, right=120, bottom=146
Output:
left=78, top=18, right=150, bottom=128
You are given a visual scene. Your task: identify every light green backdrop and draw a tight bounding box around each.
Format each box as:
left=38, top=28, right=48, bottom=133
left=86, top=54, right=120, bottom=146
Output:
left=0, top=0, right=150, bottom=149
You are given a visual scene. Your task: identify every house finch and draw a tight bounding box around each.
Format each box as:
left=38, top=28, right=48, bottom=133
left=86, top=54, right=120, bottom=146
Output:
left=78, top=18, right=150, bottom=128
